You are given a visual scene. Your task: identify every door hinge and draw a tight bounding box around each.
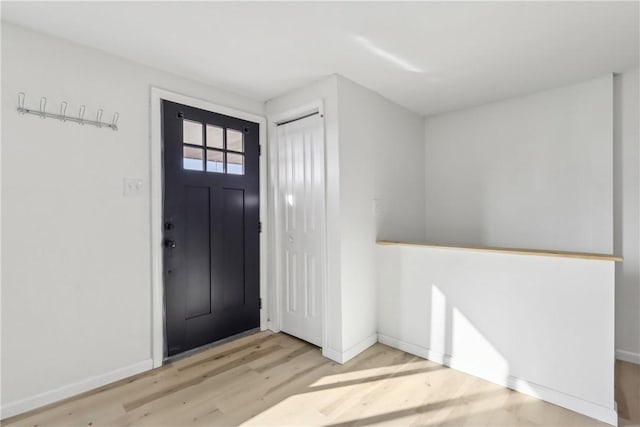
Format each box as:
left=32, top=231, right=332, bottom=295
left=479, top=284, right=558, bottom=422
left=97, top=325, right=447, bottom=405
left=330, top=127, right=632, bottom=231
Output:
left=259, top=144, right=262, bottom=156
left=259, top=298, right=262, bottom=310
left=259, top=221, right=262, bottom=233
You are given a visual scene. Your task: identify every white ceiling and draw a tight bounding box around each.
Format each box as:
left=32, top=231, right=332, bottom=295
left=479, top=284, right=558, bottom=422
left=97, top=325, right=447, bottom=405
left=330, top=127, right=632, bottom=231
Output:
left=2, top=1, right=639, bottom=116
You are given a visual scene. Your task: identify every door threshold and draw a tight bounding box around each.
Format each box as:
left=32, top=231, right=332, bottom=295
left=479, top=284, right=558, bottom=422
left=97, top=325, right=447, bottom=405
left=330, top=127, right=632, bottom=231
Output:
left=163, top=327, right=262, bottom=364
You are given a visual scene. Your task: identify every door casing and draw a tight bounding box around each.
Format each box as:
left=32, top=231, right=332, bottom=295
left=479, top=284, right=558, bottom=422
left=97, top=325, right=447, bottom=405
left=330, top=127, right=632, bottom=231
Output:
left=150, top=87, right=268, bottom=368
left=267, top=101, right=329, bottom=353
left=151, top=91, right=328, bottom=367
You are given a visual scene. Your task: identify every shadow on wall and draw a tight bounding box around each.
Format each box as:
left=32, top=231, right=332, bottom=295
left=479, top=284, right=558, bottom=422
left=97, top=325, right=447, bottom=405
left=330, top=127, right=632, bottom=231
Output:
left=375, top=237, right=629, bottom=426
left=408, top=282, right=515, bottom=395
left=421, top=280, right=581, bottom=402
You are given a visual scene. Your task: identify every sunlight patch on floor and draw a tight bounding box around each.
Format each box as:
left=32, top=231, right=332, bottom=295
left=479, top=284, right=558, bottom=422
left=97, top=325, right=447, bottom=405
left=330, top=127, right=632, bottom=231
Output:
left=241, top=363, right=516, bottom=427
left=309, top=359, right=431, bottom=387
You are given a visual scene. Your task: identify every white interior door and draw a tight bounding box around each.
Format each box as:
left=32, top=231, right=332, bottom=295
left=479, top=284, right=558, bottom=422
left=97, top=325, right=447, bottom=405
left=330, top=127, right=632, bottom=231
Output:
left=275, top=113, right=325, bottom=347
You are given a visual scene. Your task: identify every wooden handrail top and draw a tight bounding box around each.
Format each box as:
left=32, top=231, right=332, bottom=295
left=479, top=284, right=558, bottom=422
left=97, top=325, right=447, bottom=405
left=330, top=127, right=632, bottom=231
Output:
left=376, top=240, right=623, bottom=262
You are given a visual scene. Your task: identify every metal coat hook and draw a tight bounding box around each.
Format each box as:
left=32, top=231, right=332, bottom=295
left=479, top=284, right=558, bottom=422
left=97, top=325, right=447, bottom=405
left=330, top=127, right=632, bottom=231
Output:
left=16, top=93, right=119, bottom=131
left=59, top=101, right=68, bottom=122
left=78, top=105, right=86, bottom=125
left=39, top=97, right=47, bottom=119
left=96, top=109, right=103, bottom=128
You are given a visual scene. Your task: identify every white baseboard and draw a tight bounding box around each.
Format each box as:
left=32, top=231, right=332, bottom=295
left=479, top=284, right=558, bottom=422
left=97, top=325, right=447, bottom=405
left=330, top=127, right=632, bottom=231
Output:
left=377, top=334, right=618, bottom=426
left=616, top=349, right=640, bottom=365
left=1, top=359, right=153, bottom=419
left=322, top=347, right=344, bottom=363
left=342, top=333, right=378, bottom=363
left=322, top=333, right=378, bottom=364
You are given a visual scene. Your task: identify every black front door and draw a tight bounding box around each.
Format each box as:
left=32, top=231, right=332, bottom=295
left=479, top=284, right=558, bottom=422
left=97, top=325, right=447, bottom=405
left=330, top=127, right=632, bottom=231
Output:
left=162, top=100, right=260, bottom=357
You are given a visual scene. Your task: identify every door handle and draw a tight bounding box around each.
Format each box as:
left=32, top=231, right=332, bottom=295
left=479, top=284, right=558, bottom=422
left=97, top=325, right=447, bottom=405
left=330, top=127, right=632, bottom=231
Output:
left=164, top=239, right=177, bottom=249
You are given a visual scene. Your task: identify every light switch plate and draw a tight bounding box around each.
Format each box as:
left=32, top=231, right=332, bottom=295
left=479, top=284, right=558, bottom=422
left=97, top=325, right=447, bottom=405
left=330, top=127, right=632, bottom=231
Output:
left=123, top=178, right=144, bottom=197
left=373, top=199, right=382, bottom=215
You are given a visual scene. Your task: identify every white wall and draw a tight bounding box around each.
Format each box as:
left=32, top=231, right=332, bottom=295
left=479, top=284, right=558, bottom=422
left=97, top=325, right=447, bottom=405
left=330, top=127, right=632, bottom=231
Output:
left=4, top=18, right=632, bottom=423
left=337, top=77, right=427, bottom=243
left=264, top=75, right=344, bottom=360
left=614, top=68, right=640, bottom=363
left=1, top=23, right=264, bottom=417
left=336, top=76, right=425, bottom=356
left=424, top=75, right=614, bottom=254
left=265, top=75, right=426, bottom=362
left=377, top=243, right=617, bottom=425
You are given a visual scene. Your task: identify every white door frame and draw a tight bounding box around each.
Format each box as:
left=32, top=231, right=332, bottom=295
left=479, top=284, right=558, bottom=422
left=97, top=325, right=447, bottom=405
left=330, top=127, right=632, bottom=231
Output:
left=150, top=87, right=268, bottom=368
left=267, top=101, right=328, bottom=352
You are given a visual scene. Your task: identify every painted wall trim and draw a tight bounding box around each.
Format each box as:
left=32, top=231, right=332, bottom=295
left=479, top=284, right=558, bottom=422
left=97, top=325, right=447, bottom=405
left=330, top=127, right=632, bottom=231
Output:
left=378, top=334, right=618, bottom=426
left=266, top=100, right=331, bottom=353
left=342, top=333, right=378, bottom=363
left=321, top=347, right=344, bottom=364
left=323, top=333, right=378, bottom=364
left=150, top=87, right=268, bottom=368
left=1, top=359, right=153, bottom=419
left=616, top=349, right=640, bottom=365
left=269, top=101, right=324, bottom=125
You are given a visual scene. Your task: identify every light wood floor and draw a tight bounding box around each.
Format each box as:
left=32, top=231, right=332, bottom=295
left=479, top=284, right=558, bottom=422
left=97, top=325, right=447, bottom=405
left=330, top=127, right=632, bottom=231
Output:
left=617, top=359, right=640, bottom=426
left=3, top=332, right=639, bottom=426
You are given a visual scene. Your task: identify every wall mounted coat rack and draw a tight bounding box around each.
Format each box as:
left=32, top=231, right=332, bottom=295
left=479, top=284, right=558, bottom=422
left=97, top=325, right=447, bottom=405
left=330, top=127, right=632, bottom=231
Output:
left=17, top=92, right=119, bottom=131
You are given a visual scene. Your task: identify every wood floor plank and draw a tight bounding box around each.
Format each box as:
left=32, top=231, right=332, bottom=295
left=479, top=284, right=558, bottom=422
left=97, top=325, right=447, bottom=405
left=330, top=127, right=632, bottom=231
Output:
left=318, top=346, right=415, bottom=418
left=123, top=344, right=282, bottom=412
left=617, top=360, right=640, bottom=424
left=254, top=343, right=317, bottom=373
left=169, top=331, right=272, bottom=370
left=328, top=355, right=422, bottom=423
left=2, top=333, right=636, bottom=427
left=107, top=367, right=257, bottom=426
left=175, top=333, right=279, bottom=372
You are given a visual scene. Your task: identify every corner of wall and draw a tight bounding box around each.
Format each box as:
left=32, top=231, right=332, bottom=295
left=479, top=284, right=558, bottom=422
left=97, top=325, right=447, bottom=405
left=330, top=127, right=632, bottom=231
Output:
left=613, top=68, right=640, bottom=359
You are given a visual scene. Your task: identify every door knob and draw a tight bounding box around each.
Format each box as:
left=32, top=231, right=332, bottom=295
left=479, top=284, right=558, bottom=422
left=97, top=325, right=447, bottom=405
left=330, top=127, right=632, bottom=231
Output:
left=164, top=239, right=177, bottom=249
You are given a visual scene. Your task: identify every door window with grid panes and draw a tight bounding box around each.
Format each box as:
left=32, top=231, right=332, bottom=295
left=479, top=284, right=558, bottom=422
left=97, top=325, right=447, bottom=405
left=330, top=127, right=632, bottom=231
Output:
left=182, top=119, right=245, bottom=175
